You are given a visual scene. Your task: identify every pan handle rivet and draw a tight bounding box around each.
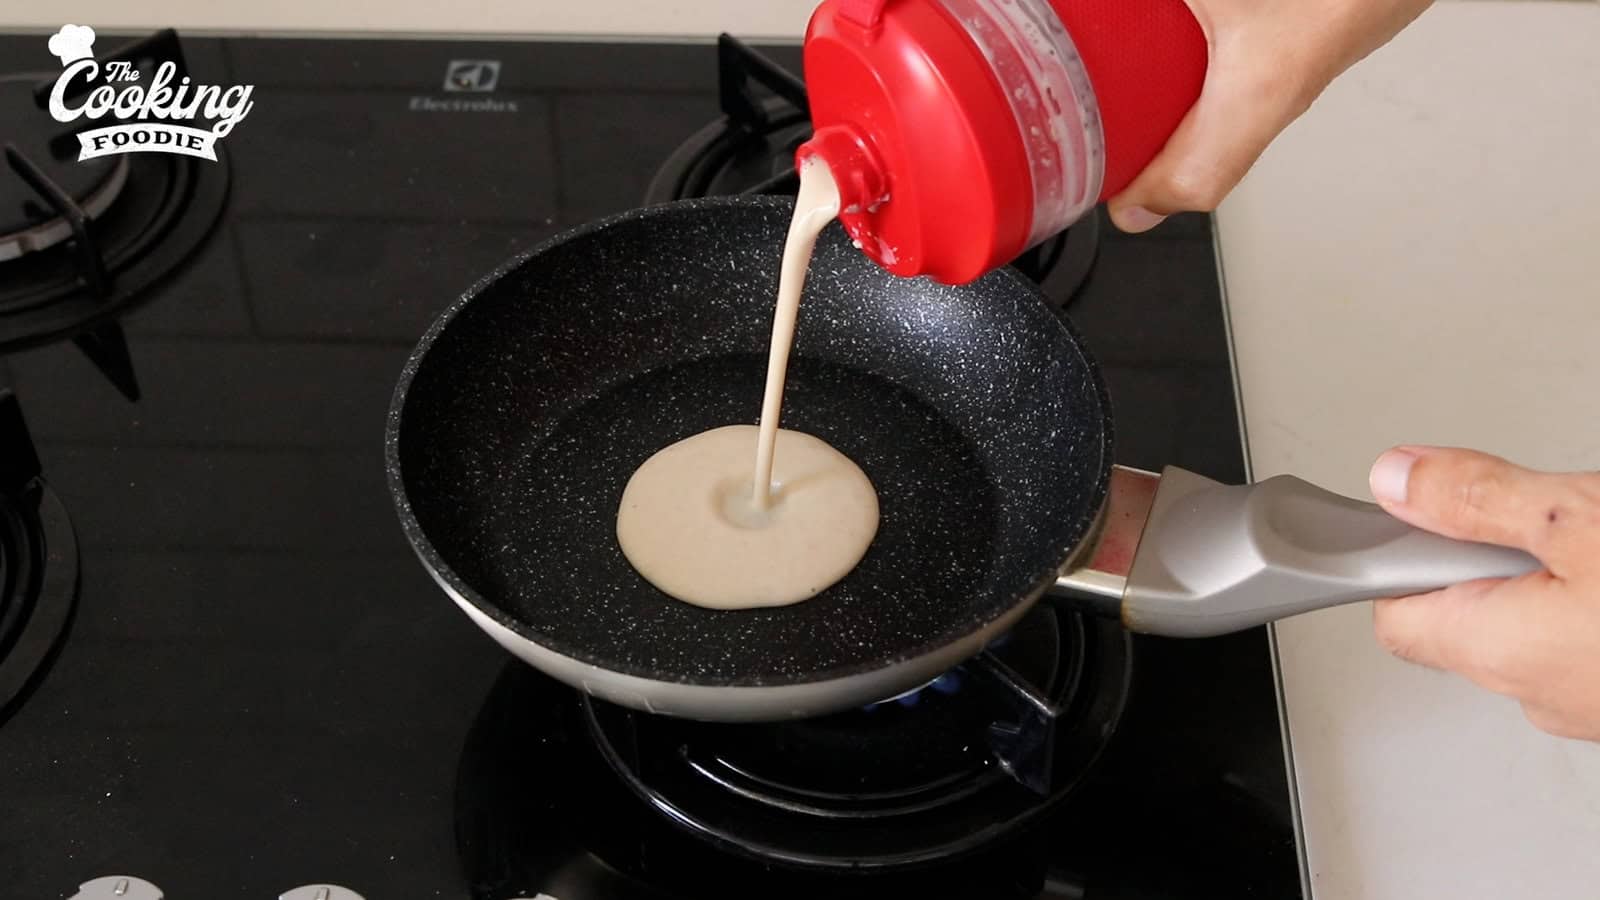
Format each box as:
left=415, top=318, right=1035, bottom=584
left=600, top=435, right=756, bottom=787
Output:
left=315, top=890, right=330, bottom=900
left=113, top=881, right=129, bottom=897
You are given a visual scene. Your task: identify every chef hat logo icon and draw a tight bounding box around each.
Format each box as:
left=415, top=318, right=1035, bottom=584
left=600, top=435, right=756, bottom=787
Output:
left=48, top=24, right=96, bottom=66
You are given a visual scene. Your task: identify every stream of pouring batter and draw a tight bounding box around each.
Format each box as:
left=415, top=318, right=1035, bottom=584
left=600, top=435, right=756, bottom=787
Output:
left=751, top=158, right=841, bottom=509
left=615, top=158, right=878, bottom=609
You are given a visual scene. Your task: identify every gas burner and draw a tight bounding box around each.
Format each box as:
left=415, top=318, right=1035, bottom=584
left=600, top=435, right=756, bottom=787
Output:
left=456, top=658, right=1084, bottom=900
left=0, top=76, right=130, bottom=261
left=583, top=601, right=1131, bottom=870
left=645, top=35, right=1100, bottom=301
left=644, top=37, right=811, bottom=203
left=0, top=29, right=229, bottom=401
left=0, top=390, right=78, bottom=727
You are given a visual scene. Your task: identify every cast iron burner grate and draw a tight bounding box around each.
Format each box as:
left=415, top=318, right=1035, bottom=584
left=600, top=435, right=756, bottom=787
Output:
left=0, top=29, right=229, bottom=401
left=0, top=75, right=129, bottom=261
left=0, top=389, right=78, bottom=727
left=644, top=35, right=1100, bottom=301
left=583, top=600, right=1131, bottom=869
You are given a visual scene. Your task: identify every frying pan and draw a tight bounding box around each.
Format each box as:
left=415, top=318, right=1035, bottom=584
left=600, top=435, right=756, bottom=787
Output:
left=386, top=197, right=1535, bottom=722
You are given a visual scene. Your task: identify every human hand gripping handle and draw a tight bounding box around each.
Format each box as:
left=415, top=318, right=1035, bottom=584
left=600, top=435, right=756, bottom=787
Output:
left=1367, top=447, right=1600, bottom=741
left=1054, top=464, right=1536, bottom=638
left=1101, top=467, right=1538, bottom=638
left=1107, top=0, right=1437, bottom=232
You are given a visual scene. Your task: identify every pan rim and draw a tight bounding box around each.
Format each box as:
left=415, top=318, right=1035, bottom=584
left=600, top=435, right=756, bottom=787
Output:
left=384, top=195, right=1113, bottom=693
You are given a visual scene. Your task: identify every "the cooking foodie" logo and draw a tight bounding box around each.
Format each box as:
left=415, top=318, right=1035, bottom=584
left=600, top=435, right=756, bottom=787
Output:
left=45, top=24, right=254, bottom=162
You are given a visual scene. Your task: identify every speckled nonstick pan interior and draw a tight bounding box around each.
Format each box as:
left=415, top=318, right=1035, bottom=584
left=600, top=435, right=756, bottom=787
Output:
left=386, top=196, right=1112, bottom=722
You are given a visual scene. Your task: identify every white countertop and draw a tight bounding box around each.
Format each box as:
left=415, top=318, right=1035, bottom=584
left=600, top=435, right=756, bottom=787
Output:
left=1215, top=1, right=1600, bottom=897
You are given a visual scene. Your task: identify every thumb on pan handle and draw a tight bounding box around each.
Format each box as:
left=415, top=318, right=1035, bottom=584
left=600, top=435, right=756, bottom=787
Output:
left=1121, top=467, right=1540, bottom=637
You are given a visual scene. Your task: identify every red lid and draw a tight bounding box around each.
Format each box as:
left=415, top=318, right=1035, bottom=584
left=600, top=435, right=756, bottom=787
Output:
left=800, top=0, right=1207, bottom=284
left=798, top=0, right=1034, bottom=284
left=1056, top=0, right=1208, bottom=199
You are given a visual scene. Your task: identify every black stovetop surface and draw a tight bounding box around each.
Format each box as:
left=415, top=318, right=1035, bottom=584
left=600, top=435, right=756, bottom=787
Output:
left=0, top=34, right=1301, bottom=899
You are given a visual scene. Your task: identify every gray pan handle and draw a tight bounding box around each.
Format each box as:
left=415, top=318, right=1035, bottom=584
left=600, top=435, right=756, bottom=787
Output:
left=1119, top=467, right=1541, bottom=637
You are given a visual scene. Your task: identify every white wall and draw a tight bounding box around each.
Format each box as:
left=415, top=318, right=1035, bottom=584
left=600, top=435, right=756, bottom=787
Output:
left=7, top=0, right=1550, bottom=40
left=2, top=1, right=821, bottom=38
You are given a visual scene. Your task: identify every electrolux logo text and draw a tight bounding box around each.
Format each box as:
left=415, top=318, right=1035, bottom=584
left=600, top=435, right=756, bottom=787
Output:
left=45, top=24, right=255, bottom=162
left=406, top=59, right=519, bottom=113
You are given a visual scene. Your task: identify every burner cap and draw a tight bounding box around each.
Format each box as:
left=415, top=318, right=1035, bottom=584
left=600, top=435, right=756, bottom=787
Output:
left=0, top=75, right=129, bottom=261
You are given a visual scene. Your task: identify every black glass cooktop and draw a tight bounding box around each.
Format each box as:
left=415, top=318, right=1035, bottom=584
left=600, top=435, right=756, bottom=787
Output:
left=0, top=34, right=1301, bottom=899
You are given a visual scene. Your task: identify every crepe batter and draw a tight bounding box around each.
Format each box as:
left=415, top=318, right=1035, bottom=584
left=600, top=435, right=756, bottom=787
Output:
left=616, top=159, right=881, bottom=609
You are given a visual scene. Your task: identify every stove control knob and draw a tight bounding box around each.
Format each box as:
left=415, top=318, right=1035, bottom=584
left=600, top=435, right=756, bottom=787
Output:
left=70, top=877, right=163, bottom=900
left=279, top=886, right=365, bottom=900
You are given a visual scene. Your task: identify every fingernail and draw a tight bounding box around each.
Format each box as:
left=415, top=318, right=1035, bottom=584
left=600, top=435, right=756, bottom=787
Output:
left=1114, top=205, right=1167, bottom=233
left=1370, top=449, right=1419, bottom=505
